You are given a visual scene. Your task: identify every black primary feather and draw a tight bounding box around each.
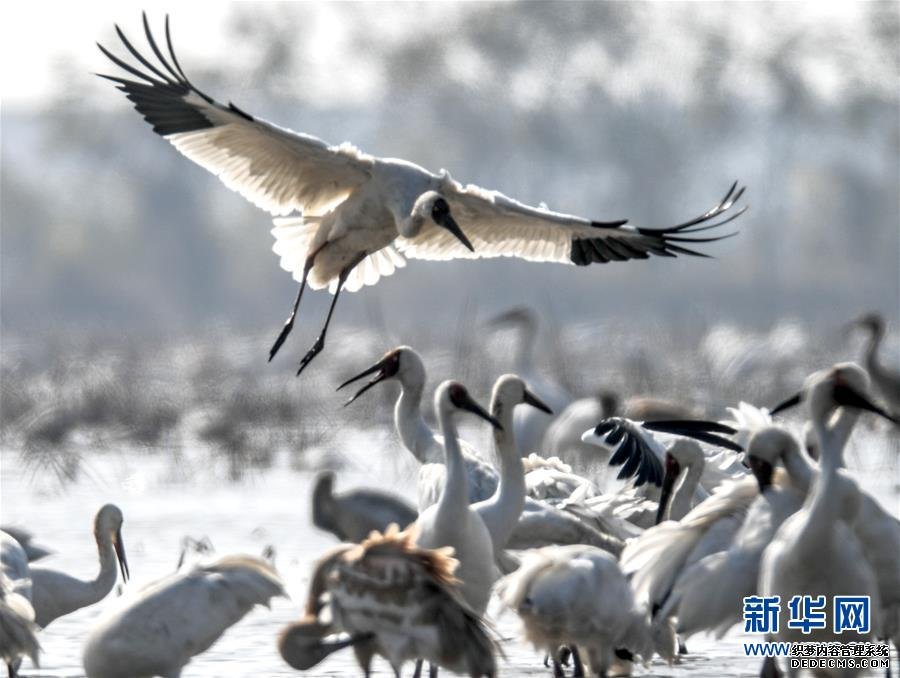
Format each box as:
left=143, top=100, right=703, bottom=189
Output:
left=569, top=182, right=747, bottom=266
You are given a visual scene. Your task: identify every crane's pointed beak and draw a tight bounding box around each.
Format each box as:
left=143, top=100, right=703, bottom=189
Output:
left=747, top=455, right=774, bottom=493
left=654, top=453, right=681, bottom=525
left=438, top=213, right=475, bottom=252
left=114, top=528, right=130, bottom=583
left=460, top=393, right=503, bottom=430
left=523, top=389, right=553, bottom=415
left=832, top=383, right=898, bottom=425
left=336, top=356, right=395, bottom=406
left=770, top=392, right=802, bottom=416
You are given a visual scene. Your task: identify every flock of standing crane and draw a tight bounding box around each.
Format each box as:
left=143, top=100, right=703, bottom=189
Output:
left=2, top=316, right=897, bottom=678
left=2, top=12, right=899, bottom=678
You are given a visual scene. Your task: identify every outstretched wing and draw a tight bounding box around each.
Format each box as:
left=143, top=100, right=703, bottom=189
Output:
left=397, top=178, right=746, bottom=264
left=97, top=14, right=373, bottom=217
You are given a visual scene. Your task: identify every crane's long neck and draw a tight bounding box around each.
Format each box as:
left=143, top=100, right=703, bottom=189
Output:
left=395, top=370, right=438, bottom=465
left=799, top=409, right=849, bottom=552
left=863, top=326, right=884, bottom=378
left=476, top=397, right=525, bottom=549
left=311, top=480, right=336, bottom=536
left=667, top=459, right=703, bottom=521
left=92, top=531, right=120, bottom=599
left=434, top=404, right=468, bottom=534
left=822, top=407, right=860, bottom=470
left=781, top=437, right=817, bottom=494
left=62, top=531, right=119, bottom=612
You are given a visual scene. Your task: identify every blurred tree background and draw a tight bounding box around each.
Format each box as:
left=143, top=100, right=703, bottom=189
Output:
left=2, top=1, right=898, bottom=352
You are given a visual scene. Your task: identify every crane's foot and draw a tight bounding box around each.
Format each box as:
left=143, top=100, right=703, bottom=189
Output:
left=296, top=336, right=325, bottom=376
left=269, top=318, right=295, bottom=362
left=571, top=647, right=585, bottom=677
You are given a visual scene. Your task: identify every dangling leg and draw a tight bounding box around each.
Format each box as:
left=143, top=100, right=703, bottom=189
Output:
left=296, top=252, right=366, bottom=376
left=269, top=242, right=327, bottom=362
left=428, top=662, right=438, bottom=678
left=412, top=658, right=424, bottom=678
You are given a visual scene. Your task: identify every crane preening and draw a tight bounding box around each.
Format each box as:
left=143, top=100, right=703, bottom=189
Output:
left=98, top=14, right=747, bottom=375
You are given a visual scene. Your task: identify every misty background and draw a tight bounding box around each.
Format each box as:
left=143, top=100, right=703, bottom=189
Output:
left=1, top=2, right=898, bottom=478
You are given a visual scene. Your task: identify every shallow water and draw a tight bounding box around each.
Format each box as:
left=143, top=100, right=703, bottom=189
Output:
left=2, top=427, right=897, bottom=677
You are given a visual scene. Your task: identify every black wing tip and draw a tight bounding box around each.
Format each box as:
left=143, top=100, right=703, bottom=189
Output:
left=98, top=14, right=231, bottom=136
left=638, top=181, right=749, bottom=236
left=228, top=101, right=255, bottom=122
left=641, top=419, right=744, bottom=452
left=590, top=218, right=629, bottom=228
left=569, top=183, right=747, bottom=266
left=598, top=418, right=664, bottom=488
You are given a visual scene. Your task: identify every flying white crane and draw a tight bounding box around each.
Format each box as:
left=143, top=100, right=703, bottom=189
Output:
left=29, top=504, right=129, bottom=629
left=279, top=525, right=497, bottom=677
left=339, top=348, right=625, bottom=554
left=83, top=554, right=285, bottom=678
left=98, top=14, right=747, bottom=375
left=311, top=470, right=418, bottom=543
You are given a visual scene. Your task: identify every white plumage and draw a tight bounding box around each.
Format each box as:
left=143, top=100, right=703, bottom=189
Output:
left=339, top=346, right=499, bottom=511
left=24, top=504, right=130, bottom=630
left=412, top=381, right=500, bottom=615
left=0, top=572, right=39, bottom=675
left=759, top=368, right=882, bottom=678
left=99, top=14, right=746, bottom=374
left=659, top=427, right=811, bottom=639
left=83, top=555, right=284, bottom=678
left=499, top=544, right=657, bottom=676
left=339, top=347, right=625, bottom=555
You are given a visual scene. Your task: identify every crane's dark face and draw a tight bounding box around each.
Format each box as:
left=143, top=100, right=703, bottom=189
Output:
left=747, top=455, right=775, bottom=493
left=337, top=349, right=403, bottom=406
left=856, top=313, right=884, bottom=336
left=655, top=452, right=682, bottom=525
left=447, top=381, right=502, bottom=430
left=425, top=195, right=474, bottom=252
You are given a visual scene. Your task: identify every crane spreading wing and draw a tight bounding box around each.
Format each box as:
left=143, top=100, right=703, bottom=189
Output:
left=97, top=14, right=373, bottom=217
left=397, top=178, right=746, bottom=265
